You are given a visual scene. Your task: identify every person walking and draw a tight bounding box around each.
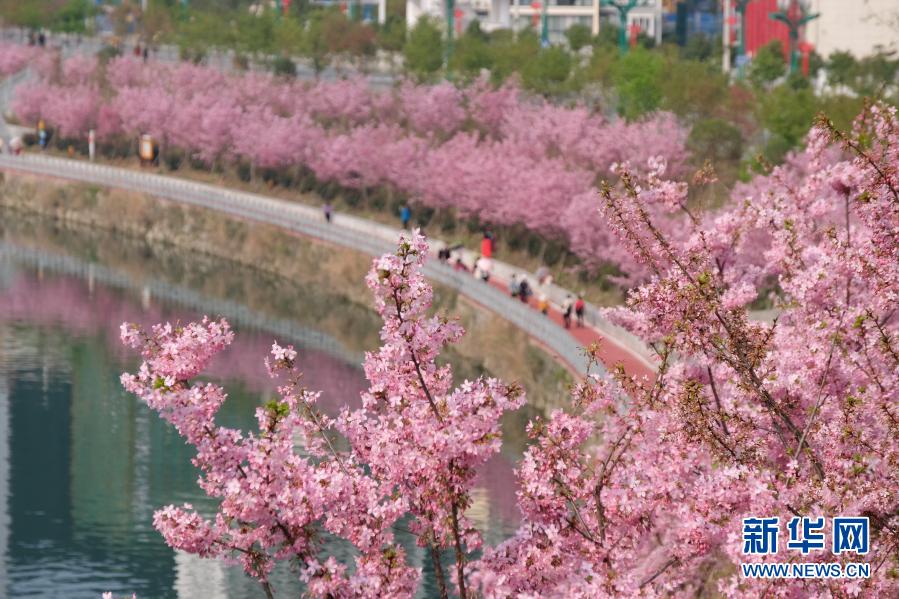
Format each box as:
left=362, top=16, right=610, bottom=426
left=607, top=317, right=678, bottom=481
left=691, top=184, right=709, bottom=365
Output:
left=38, top=120, right=47, bottom=150
left=508, top=274, right=519, bottom=298
left=475, top=255, right=492, bottom=282
left=480, top=231, right=493, bottom=258
left=518, top=278, right=531, bottom=304
left=562, top=295, right=574, bottom=329
left=399, top=204, right=411, bottom=229
left=323, top=203, right=333, bottom=223
left=537, top=293, right=549, bottom=315
left=575, top=294, right=586, bottom=327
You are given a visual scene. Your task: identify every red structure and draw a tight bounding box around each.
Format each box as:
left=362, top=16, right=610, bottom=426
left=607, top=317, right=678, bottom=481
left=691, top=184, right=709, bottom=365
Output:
left=744, top=0, right=791, bottom=58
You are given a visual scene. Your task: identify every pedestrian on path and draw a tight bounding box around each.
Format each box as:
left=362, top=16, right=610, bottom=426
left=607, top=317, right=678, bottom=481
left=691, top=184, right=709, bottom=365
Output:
left=537, top=293, right=549, bottom=315
left=474, top=255, right=492, bottom=282
left=323, top=203, right=332, bottom=223
left=399, top=204, right=411, bottom=229
left=509, top=274, right=519, bottom=297
left=480, top=231, right=493, bottom=258
left=575, top=294, right=586, bottom=327
left=518, top=278, right=531, bottom=304
left=562, top=294, right=574, bottom=329
left=38, top=119, right=47, bottom=150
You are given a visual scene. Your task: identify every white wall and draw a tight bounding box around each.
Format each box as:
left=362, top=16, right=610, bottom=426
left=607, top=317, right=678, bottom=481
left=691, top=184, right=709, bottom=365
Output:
left=407, top=0, right=446, bottom=30
left=807, top=0, right=899, bottom=58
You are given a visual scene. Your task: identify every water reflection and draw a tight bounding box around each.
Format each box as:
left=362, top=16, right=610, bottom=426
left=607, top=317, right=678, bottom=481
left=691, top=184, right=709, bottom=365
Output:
left=0, top=220, right=531, bottom=598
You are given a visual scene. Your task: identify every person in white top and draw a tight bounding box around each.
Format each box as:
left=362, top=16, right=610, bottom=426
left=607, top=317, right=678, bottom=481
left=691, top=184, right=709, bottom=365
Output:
left=474, top=256, right=492, bottom=282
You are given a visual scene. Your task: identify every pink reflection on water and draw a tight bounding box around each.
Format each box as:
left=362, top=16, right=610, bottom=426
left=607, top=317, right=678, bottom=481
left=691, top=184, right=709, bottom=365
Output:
left=0, top=267, right=522, bottom=528
left=0, top=271, right=366, bottom=410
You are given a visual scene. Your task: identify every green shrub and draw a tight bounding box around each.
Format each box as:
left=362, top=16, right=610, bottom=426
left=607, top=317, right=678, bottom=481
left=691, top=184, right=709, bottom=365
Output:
left=526, top=234, right=542, bottom=258
left=543, top=239, right=565, bottom=266
left=271, top=56, right=296, bottom=77
left=688, top=119, right=744, bottom=163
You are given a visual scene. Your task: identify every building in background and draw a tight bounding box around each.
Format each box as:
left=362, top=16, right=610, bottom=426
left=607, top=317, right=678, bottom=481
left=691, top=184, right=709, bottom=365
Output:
left=743, top=0, right=790, bottom=58
left=742, top=0, right=896, bottom=61
left=805, top=0, right=898, bottom=58
left=407, top=0, right=663, bottom=45
left=406, top=0, right=444, bottom=30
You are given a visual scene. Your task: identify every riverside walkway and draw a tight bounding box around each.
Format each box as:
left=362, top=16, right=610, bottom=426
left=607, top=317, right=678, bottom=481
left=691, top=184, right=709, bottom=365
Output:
left=0, top=153, right=656, bottom=379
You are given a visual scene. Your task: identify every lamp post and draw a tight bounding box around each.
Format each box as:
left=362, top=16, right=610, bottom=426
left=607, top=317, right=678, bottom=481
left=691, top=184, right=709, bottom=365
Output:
left=735, top=0, right=752, bottom=78
left=770, top=0, right=819, bottom=75
left=541, top=0, right=549, bottom=46
left=723, top=0, right=731, bottom=74
left=446, top=0, right=455, bottom=64
left=601, top=0, right=647, bottom=54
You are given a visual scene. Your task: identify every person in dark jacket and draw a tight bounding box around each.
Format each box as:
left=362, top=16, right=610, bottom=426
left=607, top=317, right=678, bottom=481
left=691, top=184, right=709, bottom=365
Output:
left=518, top=278, right=531, bottom=304
left=575, top=294, right=586, bottom=327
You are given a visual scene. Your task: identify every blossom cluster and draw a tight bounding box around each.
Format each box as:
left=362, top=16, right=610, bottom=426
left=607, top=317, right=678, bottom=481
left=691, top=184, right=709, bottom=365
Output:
left=120, top=233, right=522, bottom=598
left=109, top=63, right=899, bottom=598
left=472, top=104, right=898, bottom=597
left=11, top=49, right=689, bottom=280
left=0, top=42, right=39, bottom=78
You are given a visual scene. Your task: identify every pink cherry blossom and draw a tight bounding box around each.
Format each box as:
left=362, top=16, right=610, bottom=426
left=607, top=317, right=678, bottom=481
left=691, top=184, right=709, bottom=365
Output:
left=10, top=47, right=691, bottom=281
left=121, top=233, right=522, bottom=598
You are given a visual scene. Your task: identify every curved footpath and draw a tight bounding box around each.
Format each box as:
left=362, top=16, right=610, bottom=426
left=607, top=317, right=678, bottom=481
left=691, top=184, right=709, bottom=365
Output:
left=0, top=153, right=656, bottom=379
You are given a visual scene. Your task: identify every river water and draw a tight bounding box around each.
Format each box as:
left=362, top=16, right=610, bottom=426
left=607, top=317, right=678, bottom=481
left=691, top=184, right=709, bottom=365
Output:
left=0, top=215, right=533, bottom=598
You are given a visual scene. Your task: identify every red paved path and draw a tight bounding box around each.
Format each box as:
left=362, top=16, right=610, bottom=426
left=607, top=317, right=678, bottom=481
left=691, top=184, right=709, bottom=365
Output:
left=479, top=271, right=656, bottom=381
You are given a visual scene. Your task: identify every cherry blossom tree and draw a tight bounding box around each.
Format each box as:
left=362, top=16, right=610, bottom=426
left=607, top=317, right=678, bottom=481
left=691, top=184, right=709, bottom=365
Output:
left=9, top=46, right=693, bottom=280
left=0, top=42, right=37, bottom=77
left=119, top=104, right=898, bottom=598
left=120, top=234, right=522, bottom=598
left=0, top=36, right=888, bottom=597
left=474, top=103, right=898, bottom=597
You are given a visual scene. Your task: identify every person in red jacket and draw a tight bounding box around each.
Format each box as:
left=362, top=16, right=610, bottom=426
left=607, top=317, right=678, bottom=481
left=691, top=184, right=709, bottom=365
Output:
left=480, top=231, right=493, bottom=258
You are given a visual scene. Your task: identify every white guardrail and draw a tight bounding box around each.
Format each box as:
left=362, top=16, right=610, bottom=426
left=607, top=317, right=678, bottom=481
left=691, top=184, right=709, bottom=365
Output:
left=0, top=153, right=659, bottom=375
